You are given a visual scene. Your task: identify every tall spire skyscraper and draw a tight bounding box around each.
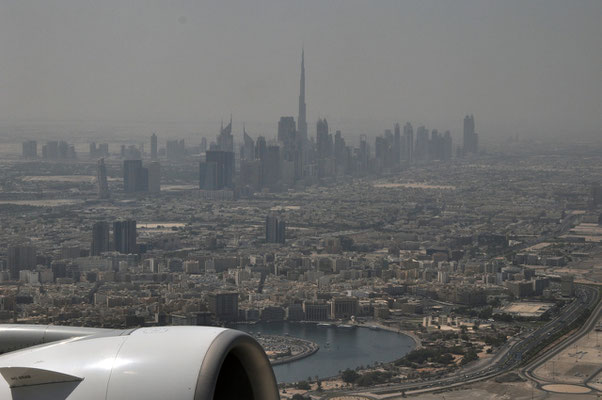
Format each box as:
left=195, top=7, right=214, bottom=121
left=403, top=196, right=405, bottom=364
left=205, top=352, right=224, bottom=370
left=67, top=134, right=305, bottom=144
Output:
left=297, top=49, right=307, bottom=142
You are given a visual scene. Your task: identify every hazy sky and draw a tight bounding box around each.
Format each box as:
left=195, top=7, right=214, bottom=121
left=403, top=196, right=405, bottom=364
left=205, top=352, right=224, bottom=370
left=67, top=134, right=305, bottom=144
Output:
left=1, top=0, right=601, bottom=140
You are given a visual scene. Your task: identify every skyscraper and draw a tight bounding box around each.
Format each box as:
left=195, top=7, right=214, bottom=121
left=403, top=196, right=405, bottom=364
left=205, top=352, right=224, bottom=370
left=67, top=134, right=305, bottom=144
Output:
left=297, top=49, right=307, bottom=143
left=8, top=245, right=37, bottom=280
left=255, top=136, right=267, bottom=161
left=278, top=116, right=301, bottom=182
left=123, top=160, right=148, bottom=193
left=199, top=161, right=218, bottom=190
left=148, top=161, right=161, bottom=193
left=217, top=116, right=234, bottom=152
left=334, top=130, right=348, bottom=175
left=463, top=115, right=478, bottom=155
left=375, top=134, right=391, bottom=170
left=42, top=141, right=59, bottom=159
left=166, top=139, right=186, bottom=160
left=415, top=126, right=429, bottom=161
left=99, top=143, right=109, bottom=156
left=278, top=116, right=297, bottom=149
left=22, top=141, right=37, bottom=158
left=91, top=221, right=110, bottom=256
left=383, top=129, right=395, bottom=168
left=263, top=146, right=281, bottom=189
left=403, top=122, right=414, bottom=163
left=240, top=124, right=255, bottom=161
left=113, top=220, right=137, bottom=254
left=90, top=142, right=98, bottom=157
left=150, top=133, right=158, bottom=160
left=316, top=118, right=332, bottom=159
left=97, top=158, right=110, bottom=199
left=316, top=118, right=334, bottom=178
left=443, top=131, right=453, bottom=161
left=394, top=123, right=401, bottom=165
left=266, top=215, right=286, bottom=244
left=240, top=159, right=262, bottom=192
left=201, top=150, right=235, bottom=190
left=428, top=130, right=445, bottom=161
left=254, top=136, right=268, bottom=189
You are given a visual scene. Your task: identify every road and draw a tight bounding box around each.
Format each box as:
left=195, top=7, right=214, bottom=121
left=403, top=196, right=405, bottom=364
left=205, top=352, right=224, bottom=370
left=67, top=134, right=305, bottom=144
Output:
left=335, top=284, right=599, bottom=398
left=522, top=285, right=602, bottom=387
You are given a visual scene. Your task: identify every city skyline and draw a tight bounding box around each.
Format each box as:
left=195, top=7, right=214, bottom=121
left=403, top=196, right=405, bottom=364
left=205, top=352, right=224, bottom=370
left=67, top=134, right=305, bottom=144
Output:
left=1, top=1, right=601, bottom=140
left=1, top=47, right=482, bottom=149
left=0, top=2, right=601, bottom=399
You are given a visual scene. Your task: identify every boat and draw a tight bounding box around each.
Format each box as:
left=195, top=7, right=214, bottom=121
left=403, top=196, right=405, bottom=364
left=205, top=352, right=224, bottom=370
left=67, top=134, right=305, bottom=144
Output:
left=337, top=324, right=355, bottom=329
left=317, top=323, right=333, bottom=327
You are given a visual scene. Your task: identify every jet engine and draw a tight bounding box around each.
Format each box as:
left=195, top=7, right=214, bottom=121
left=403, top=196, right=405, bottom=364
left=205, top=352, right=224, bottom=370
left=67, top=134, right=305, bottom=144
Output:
left=0, top=324, right=279, bottom=400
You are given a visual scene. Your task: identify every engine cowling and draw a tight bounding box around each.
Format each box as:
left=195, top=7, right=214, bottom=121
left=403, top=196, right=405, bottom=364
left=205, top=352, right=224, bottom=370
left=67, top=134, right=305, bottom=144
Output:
left=0, top=325, right=279, bottom=400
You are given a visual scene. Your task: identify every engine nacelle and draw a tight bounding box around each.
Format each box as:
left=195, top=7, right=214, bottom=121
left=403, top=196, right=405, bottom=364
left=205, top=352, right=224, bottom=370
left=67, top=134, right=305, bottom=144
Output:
left=0, top=325, right=279, bottom=400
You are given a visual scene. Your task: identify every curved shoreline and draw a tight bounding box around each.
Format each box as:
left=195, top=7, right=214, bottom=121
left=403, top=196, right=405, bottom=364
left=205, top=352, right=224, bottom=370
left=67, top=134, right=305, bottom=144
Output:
left=237, top=321, right=418, bottom=379
left=270, top=339, right=320, bottom=365
left=359, top=322, right=422, bottom=349
left=239, top=328, right=321, bottom=366
left=263, top=323, right=419, bottom=366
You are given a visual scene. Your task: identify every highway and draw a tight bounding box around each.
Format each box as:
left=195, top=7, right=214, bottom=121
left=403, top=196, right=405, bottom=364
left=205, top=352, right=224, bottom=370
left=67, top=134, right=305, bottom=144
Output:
left=522, top=284, right=602, bottom=387
left=340, top=284, right=599, bottom=398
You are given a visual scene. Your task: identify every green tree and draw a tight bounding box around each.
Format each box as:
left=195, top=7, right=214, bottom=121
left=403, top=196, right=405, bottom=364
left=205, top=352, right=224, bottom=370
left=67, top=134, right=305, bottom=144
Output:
left=295, top=381, right=310, bottom=390
left=461, top=349, right=479, bottom=365
left=488, top=297, right=501, bottom=308
left=341, top=369, right=360, bottom=384
left=478, top=307, right=492, bottom=319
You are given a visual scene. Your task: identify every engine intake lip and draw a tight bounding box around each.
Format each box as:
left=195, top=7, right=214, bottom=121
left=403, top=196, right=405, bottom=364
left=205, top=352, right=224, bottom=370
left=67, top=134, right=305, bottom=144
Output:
left=195, top=329, right=279, bottom=400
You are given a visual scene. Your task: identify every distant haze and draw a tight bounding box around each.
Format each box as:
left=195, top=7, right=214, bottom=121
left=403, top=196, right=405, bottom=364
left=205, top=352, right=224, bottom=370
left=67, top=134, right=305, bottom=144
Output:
left=1, top=0, right=601, bottom=140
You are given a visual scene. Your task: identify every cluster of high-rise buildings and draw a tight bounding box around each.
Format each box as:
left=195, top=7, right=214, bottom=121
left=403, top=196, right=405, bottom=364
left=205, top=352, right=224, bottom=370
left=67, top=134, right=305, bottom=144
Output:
left=19, top=50, right=480, bottom=200
left=190, top=50, right=479, bottom=193
left=85, top=50, right=478, bottom=195
left=21, top=140, right=83, bottom=160
left=2, top=128, right=599, bottom=371
left=44, top=141, right=77, bottom=160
